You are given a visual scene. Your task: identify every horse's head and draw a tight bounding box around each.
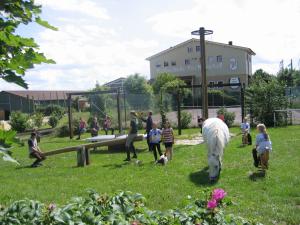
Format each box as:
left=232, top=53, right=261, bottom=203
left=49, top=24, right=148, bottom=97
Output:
left=208, top=153, right=221, bottom=181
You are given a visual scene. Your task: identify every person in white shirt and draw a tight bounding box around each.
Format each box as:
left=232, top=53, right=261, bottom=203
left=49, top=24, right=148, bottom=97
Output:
left=28, top=132, right=46, bottom=167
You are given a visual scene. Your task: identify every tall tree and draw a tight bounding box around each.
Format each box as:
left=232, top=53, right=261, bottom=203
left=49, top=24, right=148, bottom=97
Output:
left=246, top=69, right=287, bottom=126
left=0, top=0, right=57, bottom=88
left=123, top=73, right=153, bottom=110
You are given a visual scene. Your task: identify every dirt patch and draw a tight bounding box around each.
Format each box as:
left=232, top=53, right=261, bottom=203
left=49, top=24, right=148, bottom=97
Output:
left=175, top=135, right=204, bottom=145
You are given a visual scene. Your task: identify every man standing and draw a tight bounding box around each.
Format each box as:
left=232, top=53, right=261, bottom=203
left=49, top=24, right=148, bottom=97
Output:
left=141, top=111, right=153, bottom=151
left=28, top=132, right=46, bottom=167
left=124, top=111, right=138, bottom=161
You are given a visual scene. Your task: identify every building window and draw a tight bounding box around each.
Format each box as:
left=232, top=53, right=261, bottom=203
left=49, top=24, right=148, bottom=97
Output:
left=216, top=55, right=222, bottom=62
left=185, top=59, right=190, bottom=65
left=187, top=47, right=193, bottom=53
left=156, top=64, right=161, bottom=68
left=171, top=61, right=176, bottom=66
left=196, top=45, right=201, bottom=52
left=164, top=61, right=169, bottom=67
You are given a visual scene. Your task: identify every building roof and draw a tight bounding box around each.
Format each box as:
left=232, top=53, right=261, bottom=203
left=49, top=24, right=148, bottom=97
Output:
left=104, top=77, right=126, bottom=86
left=146, top=38, right=256, bottom=60
left=1, top=90, right=80, bottom=101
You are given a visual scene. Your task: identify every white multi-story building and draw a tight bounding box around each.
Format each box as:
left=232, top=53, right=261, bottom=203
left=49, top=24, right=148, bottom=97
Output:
left=146, top=39, right=255, bottom=89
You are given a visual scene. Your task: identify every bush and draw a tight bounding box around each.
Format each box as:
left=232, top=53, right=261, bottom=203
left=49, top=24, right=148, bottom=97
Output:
left=9, top=111, right=28, bottom=132
left=0, top=129, right=17, bottom=148
left=32, top=112, right=44, bottom=128
left=48, top=115, right=59, bottom=128
left=217, top=107, right=235, bottom=127
left=57, top=118, right=79, bottom=137
left=36, top=105, right=65, bottom=118
left=180, top=111, right=192, bottom=129
left=0, top=189, right=262, bottom=225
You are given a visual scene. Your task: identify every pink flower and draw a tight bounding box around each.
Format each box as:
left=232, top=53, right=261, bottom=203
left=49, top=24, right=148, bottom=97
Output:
left=212, top=188, right=227, bottom=201
left=207, top=199, right=217, bottom=209
left=48, top=203, right=56, bottom=211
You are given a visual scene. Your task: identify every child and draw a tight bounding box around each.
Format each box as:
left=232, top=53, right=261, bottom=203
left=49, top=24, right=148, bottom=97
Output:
left=77, top=117, right=87, bottom=140
left=241, top=117, right=250, bottom=146
left=253, top=123, right=272, bottom=170
left=197, top=116, right=204, bottom=133
left=28, top=132, right=46, bottom=167
left=149, top=122, right=162, bottom=161
left=162, top=121, right=174, bottom=160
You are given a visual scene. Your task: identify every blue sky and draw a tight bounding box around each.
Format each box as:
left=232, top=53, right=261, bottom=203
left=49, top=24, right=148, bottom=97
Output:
left=1, top=0, right=300, bottom=90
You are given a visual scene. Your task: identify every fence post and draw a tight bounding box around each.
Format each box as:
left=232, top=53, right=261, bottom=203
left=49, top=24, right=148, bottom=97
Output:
left=85, top=147, right=90, bottom=165
left=77, top=146, right=86, bottom=167
left=117, top=89, right=121, bottom=133
left=177, top=90, right=182, bottom=135
left=68, top=94, right=73, bottom=139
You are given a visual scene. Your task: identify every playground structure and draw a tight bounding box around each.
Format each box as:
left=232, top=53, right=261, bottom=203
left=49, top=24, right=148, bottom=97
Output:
left=67, top=89, right=123, bottom=139
left=43, top=134, right=144, bottom=167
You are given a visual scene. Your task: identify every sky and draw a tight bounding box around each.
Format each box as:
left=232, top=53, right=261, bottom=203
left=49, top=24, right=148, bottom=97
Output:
left=1, top=0, right=300, bottom=90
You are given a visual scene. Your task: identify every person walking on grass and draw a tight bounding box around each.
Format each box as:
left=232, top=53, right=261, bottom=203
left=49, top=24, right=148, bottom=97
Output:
left=124, top=111, right=138, bottom=161
left=252, top=123, right=272, bottom=170
left=28, top=132, right=46, bottom=167
left=140, top=111, right=153, bottom=151
left=149, top=122, right=162, bottom=162
left=162, top=121, right=174, bottom=160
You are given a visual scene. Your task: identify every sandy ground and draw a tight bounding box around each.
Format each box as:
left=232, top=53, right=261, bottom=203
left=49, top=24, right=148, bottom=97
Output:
left=175, top=135, right=204, bottom=145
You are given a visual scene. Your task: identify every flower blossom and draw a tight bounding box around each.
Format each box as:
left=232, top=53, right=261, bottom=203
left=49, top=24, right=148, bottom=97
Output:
left=207, top=199, right=217, bottom=209
left=212, top=188, right=227, bottom=201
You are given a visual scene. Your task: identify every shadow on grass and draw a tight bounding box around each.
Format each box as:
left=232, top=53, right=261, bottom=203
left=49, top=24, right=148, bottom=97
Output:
left=248, top=170, right=266, bottom=181
left=102, top=160, right=143, bottom=169
left=90, top=148, right=147, bottom=155
left=189, top=166, right=216, bottom=187
left=15, top=165, right=32, bottom=170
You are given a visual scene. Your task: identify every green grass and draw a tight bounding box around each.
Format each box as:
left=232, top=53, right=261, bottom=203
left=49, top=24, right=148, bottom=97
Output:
left=1, top=126, right=300, bottom=224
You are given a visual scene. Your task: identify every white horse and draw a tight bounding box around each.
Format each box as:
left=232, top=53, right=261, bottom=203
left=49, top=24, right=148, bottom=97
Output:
left=202, top=118, right=230, bottom=181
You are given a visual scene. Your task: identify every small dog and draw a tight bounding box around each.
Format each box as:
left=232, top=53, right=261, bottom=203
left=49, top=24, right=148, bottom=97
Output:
left=156, top=153, right=168, bottom=165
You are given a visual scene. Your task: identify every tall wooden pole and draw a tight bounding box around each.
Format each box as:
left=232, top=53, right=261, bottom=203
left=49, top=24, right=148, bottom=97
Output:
left=200, top=27, right=208, bottom=119
left=241, top=83, right=245, bottom=122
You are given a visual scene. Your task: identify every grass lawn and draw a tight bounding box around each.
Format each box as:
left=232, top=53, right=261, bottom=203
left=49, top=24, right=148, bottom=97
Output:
left=1, top=126, right=300, bottom=224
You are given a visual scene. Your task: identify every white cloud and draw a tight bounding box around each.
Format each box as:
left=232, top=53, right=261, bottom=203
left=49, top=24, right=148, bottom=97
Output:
left=36, top=0, right=110, bottom=20
left=146, top=0, right=300, bottom=74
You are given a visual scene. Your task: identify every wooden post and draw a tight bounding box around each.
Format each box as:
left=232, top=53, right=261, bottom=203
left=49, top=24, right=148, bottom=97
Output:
left=241, top=83, right=245, bottom=122
left=77, top=146, right=86, bottom=167
left=32, top=96, right=35, bottom=113
left=85, top=147, right=90, bottom=165
left=68, top=94, right=73, bottom=139
left=117, top=90, right=121, bottom=133
left=177, top=90, right=182, bottom=135
left=200, top=28, right=208, bottom=119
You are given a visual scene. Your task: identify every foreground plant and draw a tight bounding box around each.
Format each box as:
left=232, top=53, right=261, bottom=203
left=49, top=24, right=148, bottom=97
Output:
left=0, top=189, right=263, bottom=225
